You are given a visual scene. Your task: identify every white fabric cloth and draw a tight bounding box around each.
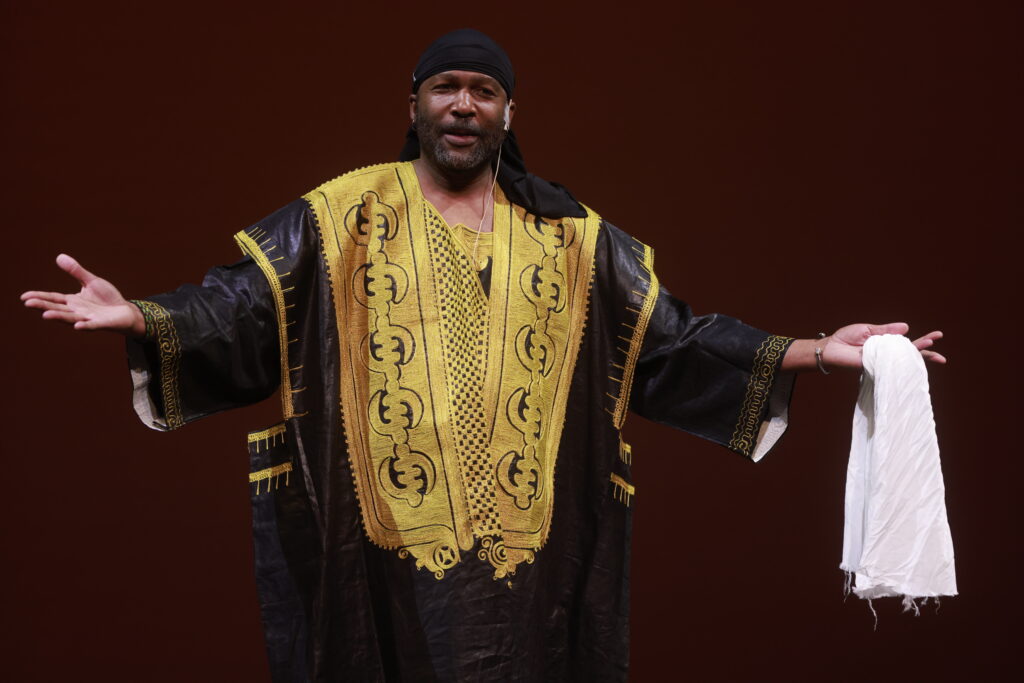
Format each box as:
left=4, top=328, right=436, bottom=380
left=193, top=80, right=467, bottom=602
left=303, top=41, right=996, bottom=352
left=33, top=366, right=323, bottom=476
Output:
left=840, top=334, right=957, bottom=602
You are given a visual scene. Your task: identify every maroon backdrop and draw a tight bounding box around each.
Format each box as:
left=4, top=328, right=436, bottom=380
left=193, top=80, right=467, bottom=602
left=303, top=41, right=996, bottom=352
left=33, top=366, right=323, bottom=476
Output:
left=2, top=1, right=1019, bottom=680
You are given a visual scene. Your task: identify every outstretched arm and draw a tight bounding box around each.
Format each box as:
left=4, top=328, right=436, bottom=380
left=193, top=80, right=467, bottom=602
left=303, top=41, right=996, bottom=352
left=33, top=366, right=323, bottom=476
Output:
left=781, top=322, right=945, bottom=372
left=21, top=254, right=145, bottom=336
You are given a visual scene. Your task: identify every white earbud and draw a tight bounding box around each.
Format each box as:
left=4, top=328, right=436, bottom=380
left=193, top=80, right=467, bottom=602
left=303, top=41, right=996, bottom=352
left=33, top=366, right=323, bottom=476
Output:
left=503, top=102, right=510, bottom=131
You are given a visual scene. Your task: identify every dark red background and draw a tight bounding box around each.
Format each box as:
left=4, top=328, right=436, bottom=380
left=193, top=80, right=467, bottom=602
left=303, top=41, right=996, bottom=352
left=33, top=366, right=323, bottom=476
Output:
left=2, top=1, right=1019, bottom=680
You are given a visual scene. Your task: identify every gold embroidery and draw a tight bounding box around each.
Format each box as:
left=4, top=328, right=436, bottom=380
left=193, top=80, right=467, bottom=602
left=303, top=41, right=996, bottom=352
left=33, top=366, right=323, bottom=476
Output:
left=728, top=334, right=793, bottom=456
left=609, top=473, right=635, bottom=507
left=609, top=240, right=658, bottom=428
left=134, top=300, right=183, bottom=429
left=618, top=438, right=632, bottom=465
left=478, top=535, right=521, bottom=580
left=248, top=423, right=287, bottom=450
left=249, top=462, right=293, bottom=495
left=489, top=207, right=598, bottom=572
left=305, top=162, right=600, bottom=579
left=234, top=228, right=297, bottom=418
left=130, top=299, right=157, bottom=339
left=424, top=205, right=501, bottom=538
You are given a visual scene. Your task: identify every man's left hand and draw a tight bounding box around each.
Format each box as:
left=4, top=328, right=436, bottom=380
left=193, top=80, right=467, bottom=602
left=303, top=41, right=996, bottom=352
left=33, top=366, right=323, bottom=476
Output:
left=781, top=323, right=946, bottom=372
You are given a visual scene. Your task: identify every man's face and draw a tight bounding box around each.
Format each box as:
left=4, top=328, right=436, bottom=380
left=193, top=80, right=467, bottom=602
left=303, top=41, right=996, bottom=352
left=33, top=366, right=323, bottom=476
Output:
left=411, top=70, right=513, bottom=174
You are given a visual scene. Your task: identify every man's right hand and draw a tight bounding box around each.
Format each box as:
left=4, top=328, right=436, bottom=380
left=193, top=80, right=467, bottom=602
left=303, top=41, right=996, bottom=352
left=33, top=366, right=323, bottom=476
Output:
left=21, top=254, right=146, bottom=337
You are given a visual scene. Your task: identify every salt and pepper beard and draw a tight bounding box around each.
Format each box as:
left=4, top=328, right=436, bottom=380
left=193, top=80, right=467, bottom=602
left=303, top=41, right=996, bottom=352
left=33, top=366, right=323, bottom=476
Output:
left=414, top=108, right=506, bottom=182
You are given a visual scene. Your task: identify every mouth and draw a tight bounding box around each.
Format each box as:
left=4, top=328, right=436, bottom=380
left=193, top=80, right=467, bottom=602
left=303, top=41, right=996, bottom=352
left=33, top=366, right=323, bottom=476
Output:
left=442, top=127, right=480, bottom=147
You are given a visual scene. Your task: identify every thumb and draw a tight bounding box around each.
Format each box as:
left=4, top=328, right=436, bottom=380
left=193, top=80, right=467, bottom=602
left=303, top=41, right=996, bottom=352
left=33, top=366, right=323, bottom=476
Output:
left=56, top=254, right=97, bottom=286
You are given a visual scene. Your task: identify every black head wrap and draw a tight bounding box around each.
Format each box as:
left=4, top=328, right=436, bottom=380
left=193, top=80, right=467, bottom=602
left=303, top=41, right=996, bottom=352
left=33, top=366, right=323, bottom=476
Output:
left=411, top=28, right=515, bottom=98
left=400, top=29, right=586, bottom=219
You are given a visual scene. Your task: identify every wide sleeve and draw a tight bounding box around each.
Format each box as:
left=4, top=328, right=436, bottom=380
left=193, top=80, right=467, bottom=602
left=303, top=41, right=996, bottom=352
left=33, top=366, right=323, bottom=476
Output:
left=596, top=221, right=795, bottom=461
left=629, top=288, right=795, bottom=461
left=127, top=199, right=315, bottom=430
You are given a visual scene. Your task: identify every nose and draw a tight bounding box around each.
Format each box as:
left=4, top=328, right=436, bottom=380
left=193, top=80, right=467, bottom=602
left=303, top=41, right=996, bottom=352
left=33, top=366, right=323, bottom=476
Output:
left=452, top=88, right=475, bottom=117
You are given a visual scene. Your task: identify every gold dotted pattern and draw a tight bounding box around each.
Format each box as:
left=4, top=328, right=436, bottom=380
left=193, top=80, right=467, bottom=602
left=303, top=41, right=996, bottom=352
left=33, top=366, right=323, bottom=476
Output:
left=424, top=206, right=502, bottom=537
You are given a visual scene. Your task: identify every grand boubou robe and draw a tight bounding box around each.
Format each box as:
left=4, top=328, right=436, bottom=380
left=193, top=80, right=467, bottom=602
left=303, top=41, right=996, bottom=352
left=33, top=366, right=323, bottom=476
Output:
left=127, top=161, right=794, bottom=682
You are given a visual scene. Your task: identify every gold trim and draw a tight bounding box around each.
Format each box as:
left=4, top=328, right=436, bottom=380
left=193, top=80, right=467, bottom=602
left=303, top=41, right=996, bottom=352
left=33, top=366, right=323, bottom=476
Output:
left=611, top=241, right=659, bottom=428
left=728, top=334, right=793, bottom=456
left=249, top=462, right=293, bottom=495
left=618, top=438, right=632, bottom=465
left=247, top=423, right=287, bottom=452
left=134, top=300, right=184, bottom=429
left=247, top=423, right=287, bottom=442
left=609, top=473, right=635, bottom=506
left=234, top=229, right=295, bottom=418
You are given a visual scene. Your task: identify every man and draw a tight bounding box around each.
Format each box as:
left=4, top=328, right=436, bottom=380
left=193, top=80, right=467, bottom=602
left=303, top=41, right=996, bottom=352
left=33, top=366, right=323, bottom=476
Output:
left=21, top=29, right=943, bottom=682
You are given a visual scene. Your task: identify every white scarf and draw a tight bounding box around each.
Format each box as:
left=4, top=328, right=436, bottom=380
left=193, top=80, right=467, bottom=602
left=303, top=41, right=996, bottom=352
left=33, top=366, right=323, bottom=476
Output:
left=840, top=334, right=957, bottom=614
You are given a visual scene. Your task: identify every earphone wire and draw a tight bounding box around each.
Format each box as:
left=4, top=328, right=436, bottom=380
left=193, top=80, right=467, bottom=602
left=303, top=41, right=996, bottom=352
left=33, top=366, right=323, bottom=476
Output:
left=471, top=133, right=503, bottom=270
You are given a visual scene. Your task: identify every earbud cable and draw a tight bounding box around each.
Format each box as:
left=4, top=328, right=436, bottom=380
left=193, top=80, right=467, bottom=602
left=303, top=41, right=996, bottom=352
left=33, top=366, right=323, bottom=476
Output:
left=471, top=141, right=502, bottom=270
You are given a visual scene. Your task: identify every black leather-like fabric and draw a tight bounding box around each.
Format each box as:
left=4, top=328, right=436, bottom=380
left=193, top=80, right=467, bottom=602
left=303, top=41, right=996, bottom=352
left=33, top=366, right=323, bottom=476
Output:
left=631, top=288, right=788, bottom=454
left=129, top=202, right=788, bottom=681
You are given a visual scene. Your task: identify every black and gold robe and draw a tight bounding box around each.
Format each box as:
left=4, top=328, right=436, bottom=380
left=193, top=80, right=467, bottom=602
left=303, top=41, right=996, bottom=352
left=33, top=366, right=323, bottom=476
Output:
left=128, top=162, right=793, bottom=682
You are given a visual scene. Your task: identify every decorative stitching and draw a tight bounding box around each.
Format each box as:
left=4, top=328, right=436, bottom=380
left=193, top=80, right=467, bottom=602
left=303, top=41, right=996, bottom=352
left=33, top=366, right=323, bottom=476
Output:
left=234, top=229, right=296, bottom=419
left=306, top=163, right=600, bottom=581
left=618, top=438, right=632, bottom=465
left=249, top=462, right=293, bottom=495
left=133, top=300, right=183, bottom=429
left=129, top=299, right=157, bottom=339
left=728, top=334, right=793, bottom=456
left=609, top=473, right=635, bottom=507
left=247, top=423, right=287, bottom=451
left=610, top=240, right=659, bottom=428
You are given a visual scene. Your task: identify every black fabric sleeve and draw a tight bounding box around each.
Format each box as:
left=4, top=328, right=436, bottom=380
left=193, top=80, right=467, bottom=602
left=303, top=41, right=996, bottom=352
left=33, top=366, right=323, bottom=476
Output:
left=589, top=214, right=797, bottom=460
left=127, top=257, right=279, bottom=429
left=628, top=286, right=794, bottom=458
left=126, top=199, right=313, bottom=430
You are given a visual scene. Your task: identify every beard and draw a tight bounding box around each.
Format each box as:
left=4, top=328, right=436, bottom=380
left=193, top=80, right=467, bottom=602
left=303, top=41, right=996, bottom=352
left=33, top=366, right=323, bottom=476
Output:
left=415, top=113, right=505, bottom=175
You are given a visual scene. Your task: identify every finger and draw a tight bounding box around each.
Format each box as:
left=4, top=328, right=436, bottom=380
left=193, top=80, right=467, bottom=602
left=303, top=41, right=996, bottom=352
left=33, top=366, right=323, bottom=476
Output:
left=24, top=299, right=73, bottom=313
left=921, top=350, right=947, bottom=364
left=20, top=290, right=69, bottom=304
left=41, top=309, right=88, bottom=324
left=866, top=322, right=909, bottom=336
left=56, top=253, right=97, bottom=286
left=73, top=318, right=109, bottom=331
left=912, top=331, right=943, bottom=350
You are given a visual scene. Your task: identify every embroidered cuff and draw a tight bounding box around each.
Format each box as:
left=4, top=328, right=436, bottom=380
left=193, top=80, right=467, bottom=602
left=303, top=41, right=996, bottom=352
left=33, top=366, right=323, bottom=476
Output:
left=129, top=299, right=157, bottom=339
left=129, top=299, right=184, bottom=429
left=728, top=334, right=794, bottom=457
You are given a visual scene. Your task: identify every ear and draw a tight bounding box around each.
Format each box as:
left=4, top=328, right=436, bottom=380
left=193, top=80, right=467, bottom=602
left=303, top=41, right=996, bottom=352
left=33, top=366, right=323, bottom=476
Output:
left=506, top=99, right=516, bottom=128
left=409, top=94, right=418, bottom=124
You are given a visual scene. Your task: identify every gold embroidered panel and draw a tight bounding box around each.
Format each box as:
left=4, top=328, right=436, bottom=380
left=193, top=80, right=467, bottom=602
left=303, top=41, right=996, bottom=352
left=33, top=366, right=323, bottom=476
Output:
left=305, top=162, right=599, bottom=579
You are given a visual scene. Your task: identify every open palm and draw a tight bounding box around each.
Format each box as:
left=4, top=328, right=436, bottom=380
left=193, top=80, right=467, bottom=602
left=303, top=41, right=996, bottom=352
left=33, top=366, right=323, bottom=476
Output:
left=823, top=322, right=945, bottom=368
left=21, top=254, right=143, bottom=335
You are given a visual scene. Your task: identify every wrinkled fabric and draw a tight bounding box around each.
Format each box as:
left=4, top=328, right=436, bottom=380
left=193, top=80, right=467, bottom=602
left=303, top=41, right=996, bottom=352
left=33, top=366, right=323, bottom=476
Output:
left=841, top=334, right=957, bottom=602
